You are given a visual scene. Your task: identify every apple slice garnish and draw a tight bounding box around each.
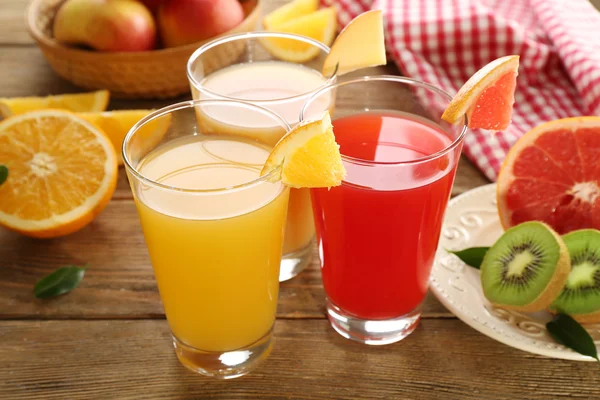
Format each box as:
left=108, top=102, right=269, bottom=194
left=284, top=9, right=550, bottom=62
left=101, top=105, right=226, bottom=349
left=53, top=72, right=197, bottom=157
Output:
left=322, top=9, right=387, bottom=77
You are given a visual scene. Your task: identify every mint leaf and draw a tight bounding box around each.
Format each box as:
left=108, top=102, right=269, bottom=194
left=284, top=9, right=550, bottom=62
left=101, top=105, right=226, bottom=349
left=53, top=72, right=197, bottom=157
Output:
left=448, top=247, right=490, bottom=269
left=546, top=313, right=599, bottom=362
left=34, top=266, right=87, bottom=299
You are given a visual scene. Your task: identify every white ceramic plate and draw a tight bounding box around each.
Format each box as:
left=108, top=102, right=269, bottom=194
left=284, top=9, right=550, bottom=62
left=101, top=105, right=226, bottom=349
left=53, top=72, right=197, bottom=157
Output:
left=430, top=183, right=600, bottom=361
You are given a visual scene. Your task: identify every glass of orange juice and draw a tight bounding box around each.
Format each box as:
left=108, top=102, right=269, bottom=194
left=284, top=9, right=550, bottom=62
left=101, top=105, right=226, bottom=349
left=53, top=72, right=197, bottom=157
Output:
left=187, top=32, right=336, bottom=281
left=123, top=100, right=290, bottom=379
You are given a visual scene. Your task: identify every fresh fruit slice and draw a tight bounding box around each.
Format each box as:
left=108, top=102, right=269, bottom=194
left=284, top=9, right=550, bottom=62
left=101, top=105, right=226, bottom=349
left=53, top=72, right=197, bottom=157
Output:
left=480, top=221, right=570, bottom=313
left=0, top=90, right=110, bottom=117
left=321, top=10, right=386, bottom=77
left=79, top=110, right=170, bottom=166
left=497, top=117, right=600, bottom=234
left=261, top=7, right=337, bottom=63
left=441, top=56, right=519, bottom=131
left=263, top=0, right=319, bottom=29
left=261, top=111, right=345, bottom=188
left=0, top=110, right=118, bottom=238
left=549, top=229, right=600, bottom=323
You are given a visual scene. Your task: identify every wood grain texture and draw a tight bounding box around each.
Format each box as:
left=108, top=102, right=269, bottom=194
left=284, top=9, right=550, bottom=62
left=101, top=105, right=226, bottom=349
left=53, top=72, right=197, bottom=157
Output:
left=2, top=319, right=599, bottom=400
left=0, top=200, right=451, bottom=319
left=0, top=0, right=32, bottom=45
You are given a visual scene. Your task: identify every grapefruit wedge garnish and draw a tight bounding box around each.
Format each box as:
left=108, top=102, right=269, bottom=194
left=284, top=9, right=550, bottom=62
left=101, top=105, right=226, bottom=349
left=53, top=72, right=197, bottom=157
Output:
left=321, top=10, right=387, bottom=77
left=497, top=117, right=600, bottom=235
left=261, top=111, right=345, bottom=189
left=442, top=55, right=519, bottom=131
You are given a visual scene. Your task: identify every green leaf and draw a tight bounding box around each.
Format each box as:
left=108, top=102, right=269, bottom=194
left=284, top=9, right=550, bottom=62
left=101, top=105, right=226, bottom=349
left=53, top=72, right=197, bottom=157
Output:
left=34, top=266, right=87, bottom=299
left=0, top=165, right=7, bottom=186
left=546, top=313, right=599, bottom=362
left=448, top=247, right=490, bottom=269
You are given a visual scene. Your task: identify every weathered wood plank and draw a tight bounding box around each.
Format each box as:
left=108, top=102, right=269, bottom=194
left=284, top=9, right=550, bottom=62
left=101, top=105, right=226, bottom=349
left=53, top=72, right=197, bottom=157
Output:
left=1, top=319, right=599, bottom=400
left=0, top=200, right=451, bottom=319
left=0, top=0, right=32, bottom=45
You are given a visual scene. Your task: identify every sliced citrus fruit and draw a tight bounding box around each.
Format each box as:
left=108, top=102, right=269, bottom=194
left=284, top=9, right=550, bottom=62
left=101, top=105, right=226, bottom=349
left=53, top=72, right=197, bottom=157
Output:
left=261, top=7, right=337, bottom=63
left=263, top=0, right=319, bottom=29
left=442, top=55, right=519, bottom=131
left=497, top=116, right=600, bottom=235
left=0, top=110, right=118, bottom=238
left=0, top=90, right=110, bottom=118
left=321, top=9, right=386, bottom=77
left=79, top=110, right=170, bottom=166
left=261, top=111, right=345, bottom=188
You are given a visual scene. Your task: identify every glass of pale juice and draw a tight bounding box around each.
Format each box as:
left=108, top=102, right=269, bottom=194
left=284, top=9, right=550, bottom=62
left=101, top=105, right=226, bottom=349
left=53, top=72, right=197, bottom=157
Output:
left=122, top=100, right=291, bottom=378
left=301, top=76, right=467, bottom=345
left=187, top=32, right=336, bottom=282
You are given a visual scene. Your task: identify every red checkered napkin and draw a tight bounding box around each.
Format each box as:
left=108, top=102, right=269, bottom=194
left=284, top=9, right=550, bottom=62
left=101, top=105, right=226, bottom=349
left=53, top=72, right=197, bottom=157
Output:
left=322, top=0, right=600, bottom=181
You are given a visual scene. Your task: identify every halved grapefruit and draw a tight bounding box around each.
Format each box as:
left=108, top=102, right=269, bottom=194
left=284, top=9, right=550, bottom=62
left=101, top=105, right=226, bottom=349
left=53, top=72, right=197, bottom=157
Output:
left=442, top=55, right=519, bottom=131
left=497, top=117, right=600, bottom=234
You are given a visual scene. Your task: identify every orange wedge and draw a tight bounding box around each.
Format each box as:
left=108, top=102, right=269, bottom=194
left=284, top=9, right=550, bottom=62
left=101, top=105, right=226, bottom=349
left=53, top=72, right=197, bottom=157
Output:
left=79, top=110, right=170, bottom=166
left=263, top=0, right=319, bottom=29
left=261, top=7, right=337, bottom=63
left=261, top=111, right=345, bottom=188
left=321, top=10, right=387, bottom=77
left=0, top=90, right=110, bottom=118
left=0, top=110, right=118, bottom=238
left=441, top=55, right=519, bottom=131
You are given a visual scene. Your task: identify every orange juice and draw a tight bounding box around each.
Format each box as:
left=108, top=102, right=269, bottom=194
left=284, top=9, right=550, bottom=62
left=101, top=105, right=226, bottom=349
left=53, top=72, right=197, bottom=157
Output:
left=192, top=60, right=332, bottom=256
left=132, top=135, right=289, bottom=352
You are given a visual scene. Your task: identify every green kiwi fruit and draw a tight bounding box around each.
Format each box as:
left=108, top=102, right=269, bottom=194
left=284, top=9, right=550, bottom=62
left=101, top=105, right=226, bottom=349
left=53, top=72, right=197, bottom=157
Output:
left=480, top=221, right=570, bottom=312
left=549, top=229, right=600, bottom=323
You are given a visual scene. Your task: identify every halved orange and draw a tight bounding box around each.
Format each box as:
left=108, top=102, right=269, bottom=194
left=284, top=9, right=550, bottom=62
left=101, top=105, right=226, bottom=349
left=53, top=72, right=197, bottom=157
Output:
left=0, top=90, right=110, bottom=117
left=79, top=110, right=170, bottom=166
left=497, top=116, right=600, bottom=235
left=261, top=111, right=345, bottom=188
left=261, top=7, right=337, bottom=63
left=442, top=56, right=519, bottom=131
left=321, top=9, right=387, bottom=77
left=0, top=110, right=118, bottom=238
left=263, top=0, right=319, bottom=29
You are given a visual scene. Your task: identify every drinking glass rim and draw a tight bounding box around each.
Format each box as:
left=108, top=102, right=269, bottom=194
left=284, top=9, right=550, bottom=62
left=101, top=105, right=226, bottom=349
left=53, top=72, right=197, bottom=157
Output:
left=300, top=75, right=469, bottom=166
left=122, top=99, right=289, bottom=194
left=186, top=31, right=338, bottom=104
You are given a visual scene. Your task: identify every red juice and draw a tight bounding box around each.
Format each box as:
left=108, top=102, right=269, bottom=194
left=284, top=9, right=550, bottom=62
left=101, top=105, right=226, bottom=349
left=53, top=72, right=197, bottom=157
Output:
left=311, top=111, right=459, bottom=320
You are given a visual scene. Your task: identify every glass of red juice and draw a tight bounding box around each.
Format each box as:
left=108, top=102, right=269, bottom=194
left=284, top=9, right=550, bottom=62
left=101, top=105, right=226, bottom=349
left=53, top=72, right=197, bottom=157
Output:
left=300, top=76, right=467, bottom=345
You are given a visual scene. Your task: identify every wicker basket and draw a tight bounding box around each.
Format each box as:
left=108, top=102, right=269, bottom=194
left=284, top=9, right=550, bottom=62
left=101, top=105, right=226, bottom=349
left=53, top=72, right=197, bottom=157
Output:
left=26, top=0, right=261, bottom=99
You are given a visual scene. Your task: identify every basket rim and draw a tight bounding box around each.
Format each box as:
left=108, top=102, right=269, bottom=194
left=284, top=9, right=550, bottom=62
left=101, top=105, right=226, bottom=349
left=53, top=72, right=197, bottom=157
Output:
left=26, top=0, right=261, bottom=59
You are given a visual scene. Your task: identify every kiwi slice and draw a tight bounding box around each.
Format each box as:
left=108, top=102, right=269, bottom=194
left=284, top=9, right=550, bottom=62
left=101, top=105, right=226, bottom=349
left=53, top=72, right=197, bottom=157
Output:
left=481, top=221, right=570, bottom=312
left=549, top=229, right=600, bottom=323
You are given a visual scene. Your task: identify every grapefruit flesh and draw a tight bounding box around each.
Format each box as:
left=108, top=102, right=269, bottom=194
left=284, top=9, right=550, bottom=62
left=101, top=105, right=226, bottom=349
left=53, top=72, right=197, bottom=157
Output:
left=441, top=55, right=519, bottom=131
left=497, top=117, right=600, bottom=234
left=468, top=71, right=517, bottom=131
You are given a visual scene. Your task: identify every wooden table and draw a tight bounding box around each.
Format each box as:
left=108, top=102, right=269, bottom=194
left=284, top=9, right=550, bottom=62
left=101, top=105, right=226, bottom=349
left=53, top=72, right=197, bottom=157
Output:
left=2, top=1, right=600, bottom=399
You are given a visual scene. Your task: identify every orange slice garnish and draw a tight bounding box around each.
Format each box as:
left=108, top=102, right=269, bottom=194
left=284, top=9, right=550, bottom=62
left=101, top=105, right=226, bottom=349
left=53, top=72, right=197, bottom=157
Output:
left=261, top=111, right=345, bottom=188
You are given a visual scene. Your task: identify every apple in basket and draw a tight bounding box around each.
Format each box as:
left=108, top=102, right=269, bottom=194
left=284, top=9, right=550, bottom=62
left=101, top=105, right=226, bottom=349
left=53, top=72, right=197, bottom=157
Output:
left=157, top=0, right=245, bottom=48
left=53, top=0, right=157, bottom=52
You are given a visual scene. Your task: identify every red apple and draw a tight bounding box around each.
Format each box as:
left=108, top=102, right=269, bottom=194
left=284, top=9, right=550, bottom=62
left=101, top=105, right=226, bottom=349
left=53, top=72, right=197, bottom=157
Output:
left=157, top=0, right=245, bottom=48
left=53, top=0, right=156, bottom=52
